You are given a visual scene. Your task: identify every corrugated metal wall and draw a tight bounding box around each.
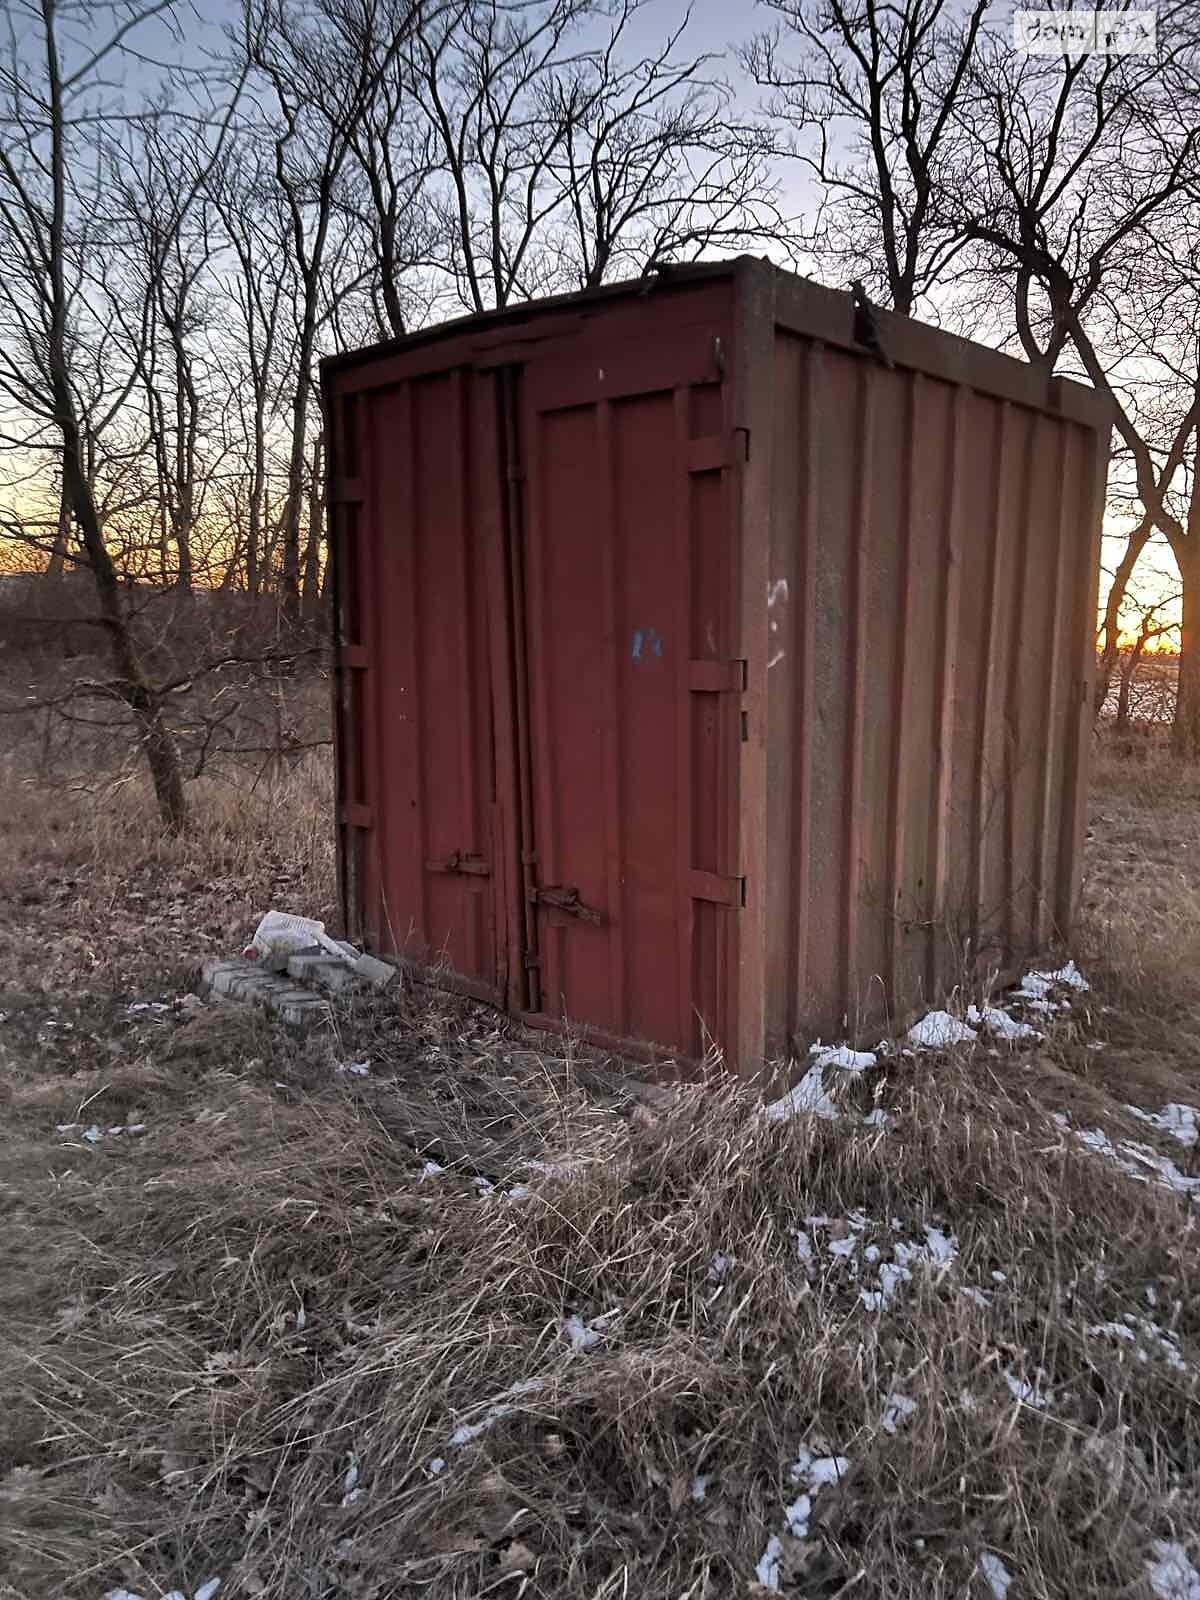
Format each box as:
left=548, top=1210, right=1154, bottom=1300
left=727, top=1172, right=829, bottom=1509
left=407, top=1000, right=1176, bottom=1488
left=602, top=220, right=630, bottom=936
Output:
left=759, top=325, right=1105, bottom=1051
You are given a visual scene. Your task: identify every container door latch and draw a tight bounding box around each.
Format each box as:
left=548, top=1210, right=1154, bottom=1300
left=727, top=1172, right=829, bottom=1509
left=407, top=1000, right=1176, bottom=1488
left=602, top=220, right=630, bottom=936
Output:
left=529, top=885, right=603, bottom=925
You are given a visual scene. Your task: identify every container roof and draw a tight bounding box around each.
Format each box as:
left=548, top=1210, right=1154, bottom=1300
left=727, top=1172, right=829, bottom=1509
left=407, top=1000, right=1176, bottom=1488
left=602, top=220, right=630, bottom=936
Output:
left=321, top=254, right=1111, bottom=432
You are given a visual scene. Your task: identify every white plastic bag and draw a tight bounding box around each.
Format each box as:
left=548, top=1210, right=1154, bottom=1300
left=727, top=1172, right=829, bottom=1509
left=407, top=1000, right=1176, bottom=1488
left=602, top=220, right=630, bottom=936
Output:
left=246, top=910, right=346, bottom=970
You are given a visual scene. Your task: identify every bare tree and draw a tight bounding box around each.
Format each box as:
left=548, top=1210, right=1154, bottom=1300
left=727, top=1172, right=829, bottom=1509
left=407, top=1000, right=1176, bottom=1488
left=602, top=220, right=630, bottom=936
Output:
left=244, top=0, right=420, bottom=619
left=0, top=0, right=210, bottom=829
left=550, top=4, right=782, bottom=288
left=949, top=14, right=1200, bottom=748
left=743, top=0, right=989, bottom=314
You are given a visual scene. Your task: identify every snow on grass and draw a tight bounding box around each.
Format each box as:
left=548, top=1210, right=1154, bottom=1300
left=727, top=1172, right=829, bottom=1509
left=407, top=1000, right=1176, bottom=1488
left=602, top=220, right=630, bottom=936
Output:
left=336, top=1060, right=371, bottom=1077
left=880, top=1393, right=917, bottom=1435
left=58, top=1122, right=146, bottom=1142
left=966, top=1004, right=1042, bottom=1044
left=1089, top=1315, right=1190, bottom=1374
left=1055, top=1114, right=1200, bottom=1201
left=106, top=1580, right=222, bottom=1600
left=762, top=1063, right=838, bottom=1122
left=1127, top=1103, right=1199, bottom=1148
left=756, top=1448, right=851, bottom=1588
left=979, top=1551, right=1013, bottom=1599
left=906, top=1011, right=978, bottom=1049
left=810, top=1040, right=877, bottom=1073
left=1148, top=1542, right=1200, bottom=1600
left=1004, top=1369, right=1053, bottom=1410
left=562, top=1308, right=621, bottom=1352
left=444, top=1376, right=547, bottom=1449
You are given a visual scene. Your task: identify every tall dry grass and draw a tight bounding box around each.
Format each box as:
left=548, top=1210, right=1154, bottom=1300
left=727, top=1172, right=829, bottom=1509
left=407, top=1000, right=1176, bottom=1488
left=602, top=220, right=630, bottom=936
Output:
left=2, top=726, right=1200, bottom=1598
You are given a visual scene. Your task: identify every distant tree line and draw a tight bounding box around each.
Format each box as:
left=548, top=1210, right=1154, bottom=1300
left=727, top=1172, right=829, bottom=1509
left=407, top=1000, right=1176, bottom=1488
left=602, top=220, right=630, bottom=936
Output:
left=1, top=0, right=1198, bottom=825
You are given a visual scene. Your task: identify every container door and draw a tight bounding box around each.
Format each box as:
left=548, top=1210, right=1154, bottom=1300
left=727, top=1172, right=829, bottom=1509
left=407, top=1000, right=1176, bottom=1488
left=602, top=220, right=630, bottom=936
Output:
left=517, top=333, right=742, bottom=1059
left=341, top=368, right=503, bottom=1002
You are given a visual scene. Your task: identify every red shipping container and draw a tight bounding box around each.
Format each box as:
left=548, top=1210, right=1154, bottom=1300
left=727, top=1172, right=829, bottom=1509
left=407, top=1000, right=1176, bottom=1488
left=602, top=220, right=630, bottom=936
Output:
left=322, top=258, right=1110, bottom=1073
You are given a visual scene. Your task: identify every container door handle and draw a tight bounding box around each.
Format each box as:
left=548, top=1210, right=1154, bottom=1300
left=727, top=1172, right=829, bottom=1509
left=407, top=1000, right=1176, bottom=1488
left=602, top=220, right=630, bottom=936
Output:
left=530, top=884, right=603, bottom=925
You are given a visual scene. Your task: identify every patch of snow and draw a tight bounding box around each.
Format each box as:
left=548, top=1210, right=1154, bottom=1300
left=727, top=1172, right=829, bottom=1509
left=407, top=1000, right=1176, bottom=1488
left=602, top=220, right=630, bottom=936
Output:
left=708, top=1253, right=734, bottom=1283
left=979, top=1552, right=1012, bottom=1600
left=1127, top=1104, right=1199, bottom=1148
left=342, top=1456, right=359, bottom=1495
left=861, top=1107, right=888, bottom=1127
left=471, top=1176, right=495, bottom=1195
left=417, top=1160, right=444, bottom=1181
left=1004, top=1369, right=1053, bottom=1410
left=691, top=1474, right=710, bottom=1502
left=755, top=1535, right=784, bottom=1590
left=828, top=1234, right=858, bottom=1259
left=446, top=1376, right=547, bottom=1448
left=1148, top=1542, right=1200, bottom=1600
left=810, top=1040, right=877, bottom=1073
left=192, top=1582, right=220, bottom=1600
left=959, top=1389, right=978, bottom=1412
left=906, top=1010, right=977, bottom=1049
left=967, top=1004, right=1042, bottom=1043
left=427, top=1456, right=446, bottom=1476
left=802, top=1454, right=850, bottom=1490
left=82, top=1125, right=103, bottom=1144
left=762, top=1063, right=839, bottom=1122
left=922, top=1226, right=957, bottom=1265
left=794, top=1231, right=813, bottom=1266
left=562, top=1308, right=620, bottom=1352
left=336, top=1060, right=371, bottom=1077
left=1059, top=1118, right=1200, bottom=1201
left=103, top=1591, right=146, bottom=1600
left=960, top=1286, right=992, bottom=1308
left=880, top=1393, right=916, bottom=1435
left=506, top=1184, right=533, bottom=1201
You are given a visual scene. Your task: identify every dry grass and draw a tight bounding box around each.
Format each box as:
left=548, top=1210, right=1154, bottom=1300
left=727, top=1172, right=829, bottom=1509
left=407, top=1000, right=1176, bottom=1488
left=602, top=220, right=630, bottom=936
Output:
left=1, top=739, right=1200, bottom=1599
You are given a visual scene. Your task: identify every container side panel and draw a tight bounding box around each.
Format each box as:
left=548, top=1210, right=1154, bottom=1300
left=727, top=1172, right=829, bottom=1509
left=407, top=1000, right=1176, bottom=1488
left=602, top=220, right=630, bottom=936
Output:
left=1010, top=412, right=1062, bottom=948
left=1040, top=421, right=1084, bottom=938
left=764, top=333, right=803, bottom=1051
left=893, top=374, right=952, bottom=1013
left=796, top=345, right=861, bottom=1033
left=942, top=391, right=1002, bottom=972
left=854, top=365, right=907, bottom=1026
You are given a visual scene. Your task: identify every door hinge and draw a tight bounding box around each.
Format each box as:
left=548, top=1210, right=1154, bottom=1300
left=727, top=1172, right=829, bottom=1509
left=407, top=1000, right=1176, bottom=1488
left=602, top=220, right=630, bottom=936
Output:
left=688, top=869, right=745, bottom=907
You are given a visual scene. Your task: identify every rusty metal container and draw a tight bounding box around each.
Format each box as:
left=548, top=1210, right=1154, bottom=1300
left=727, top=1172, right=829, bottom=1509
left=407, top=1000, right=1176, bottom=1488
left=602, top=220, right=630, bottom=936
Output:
left=321, top=258, right=1110, bottom=1073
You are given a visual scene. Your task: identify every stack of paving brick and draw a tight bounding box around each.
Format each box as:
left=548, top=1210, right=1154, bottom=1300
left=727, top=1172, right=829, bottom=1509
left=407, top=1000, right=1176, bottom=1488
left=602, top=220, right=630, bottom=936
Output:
left=200, top=939, right=396, bottom=1030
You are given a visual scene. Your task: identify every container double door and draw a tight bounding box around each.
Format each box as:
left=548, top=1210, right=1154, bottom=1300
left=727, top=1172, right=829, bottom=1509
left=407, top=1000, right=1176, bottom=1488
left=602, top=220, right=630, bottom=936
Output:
left=366, top=334, right=742, bottom=1061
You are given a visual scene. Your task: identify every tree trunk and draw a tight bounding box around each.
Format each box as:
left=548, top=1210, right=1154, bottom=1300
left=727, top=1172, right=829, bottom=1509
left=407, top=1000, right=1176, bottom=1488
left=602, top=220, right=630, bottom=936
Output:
left=301, top=432, right=324, bottom=614
left=47, top=481, right=69, bottom=576
left=1115, top=644, right=1143, bottom=734
left=1096, top=515, right=1152, bottom=718
left=1170, top=439, right=1200, bottom=759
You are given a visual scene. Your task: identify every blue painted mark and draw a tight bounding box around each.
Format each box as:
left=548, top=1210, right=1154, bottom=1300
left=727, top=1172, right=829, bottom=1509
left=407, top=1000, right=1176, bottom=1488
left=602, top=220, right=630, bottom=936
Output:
left=631, top=627, right=663, bottom=662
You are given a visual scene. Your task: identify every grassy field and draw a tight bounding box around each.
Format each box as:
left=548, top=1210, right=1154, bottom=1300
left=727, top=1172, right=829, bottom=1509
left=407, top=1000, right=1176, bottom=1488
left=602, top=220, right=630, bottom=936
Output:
left=1, top=737, right=1199, bottom=1599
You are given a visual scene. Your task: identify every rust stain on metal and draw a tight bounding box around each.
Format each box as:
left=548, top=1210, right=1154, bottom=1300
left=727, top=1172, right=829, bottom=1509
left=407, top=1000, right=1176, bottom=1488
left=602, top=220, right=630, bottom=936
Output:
left=322, top=257, right=1111, bottom=1073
